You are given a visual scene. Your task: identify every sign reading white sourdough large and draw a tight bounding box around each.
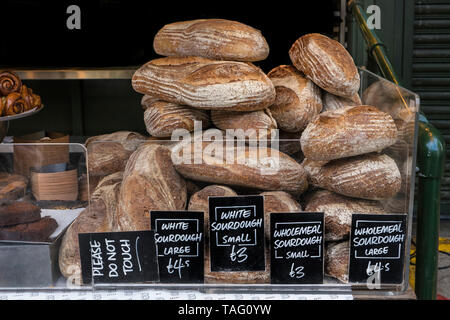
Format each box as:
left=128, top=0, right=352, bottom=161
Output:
left=151, top=211, right=204, bottom=283
left=208, top=196, right=265, bottom=272
left=349, top=214, right=407, bottom=285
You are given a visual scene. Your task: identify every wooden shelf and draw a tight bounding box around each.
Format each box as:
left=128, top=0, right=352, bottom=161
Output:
left=11, top=68, right=138, bottom=80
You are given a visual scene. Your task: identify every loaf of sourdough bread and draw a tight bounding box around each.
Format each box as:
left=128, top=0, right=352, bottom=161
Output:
left=289, top=33, right=360, bottom=98
left=322, top=92, right=362, bottom=112
left=268, top=65, right=322, bottom=132
left=153, top=19, right=269, bottom=62
left=300, top=105, right=398, bottom=161
left=132, top=56, right=276, bottom=112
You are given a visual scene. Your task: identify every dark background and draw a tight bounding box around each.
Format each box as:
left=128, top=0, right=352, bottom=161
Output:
left=1, top=0, right=337, bottom=71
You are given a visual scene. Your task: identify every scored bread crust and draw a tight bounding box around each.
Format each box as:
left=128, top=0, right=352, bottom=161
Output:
left=289, top=33, right=360, bottom=98
left=153, top=19, right=269, bottom=62
left=132, top=56, right=276, bottom=112
left=300, top=105, right=398, bottom=161
left=268, top=65, right=322, bottom=132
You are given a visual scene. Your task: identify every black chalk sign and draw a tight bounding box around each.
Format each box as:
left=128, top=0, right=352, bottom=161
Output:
left=151, top=211, right=204, bottom=283
left=349, top=214, right=407, bottom=285
left=78, top=231, right=159, bottom=284
left=209, top=195, right=265, bottom=272
left=270, top=212, right=324, bottom=284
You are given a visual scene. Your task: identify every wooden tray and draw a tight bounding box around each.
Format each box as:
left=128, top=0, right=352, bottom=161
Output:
left=31, top=169, right=78, bottom=201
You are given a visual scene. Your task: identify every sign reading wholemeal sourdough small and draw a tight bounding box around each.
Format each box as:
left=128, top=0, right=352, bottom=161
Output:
left=209, top=196, right=265, bottom=271
left=270, top=212, right=324, bottom=284
left=151, top=211, right=204, bottom=283
left=349, top=214, right=407, bottom=284
left=78, top=231, right=159, bottom=284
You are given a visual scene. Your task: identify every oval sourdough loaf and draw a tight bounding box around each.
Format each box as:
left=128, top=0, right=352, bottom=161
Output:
left=86, top=131, right=147, bottom=177
left=58, top=183, right=120, bottom=280
left=305, top=189, right=386, bottom=241
left=300, top=105, right=398, bottom=161
left=132, top=56, right=276, bottom=112
left=325, top=241, right=349, bottom=283
left=144, top=100, right=211, bottom=137
left=260, top=191, right=303, bottom=239
left=153, top=19, right=269, bottom=62
left=90, top=171, right=123, bottom=202
left=117, top=143, right=187, bottom=231
left=322, top=92, right=362, bottom=112
left=302, top=153, right=402, bottom=200
left=268, top=65, right=322, bottom=132
left=289, top=33, right=360, bottom=98
left=188, top=185, right=237, bottom=232
left=211, top=109, right=277, bottom=141
left=172, top=142, right=308, bottom=195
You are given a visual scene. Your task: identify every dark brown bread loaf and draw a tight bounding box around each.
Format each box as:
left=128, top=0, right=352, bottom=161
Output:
left=153, top=19, right=269, bottom=62
left=144, top=100, right=211, bottom=137
left=86, top=131, right=147, bottom=177
left=289, top=33, right=360, bottom=98
left=0, top=173, right=28, bottom=201
left=117, top=144, right=187, bottom=231
left=211, top=109, right=277, bottom=141
left=305, top=190, right=386, bottom=241
left=268, top=65, right=322, bottom=132
left=325, top=241, right=349, bottom=283
left=172, top=142, right=308, bottom=195
left=0, top=216, right=57, bottom=242
left=0, top=202, right=41, bottom=227
left=300, top=105, right=398, bottom=161
left=302, top=153, right=402, bottom=200
left=132, top=56, right=276, bottom=112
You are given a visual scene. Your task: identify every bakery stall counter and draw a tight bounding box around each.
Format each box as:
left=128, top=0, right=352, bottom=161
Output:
left=0, top=142, right=88, bottom=289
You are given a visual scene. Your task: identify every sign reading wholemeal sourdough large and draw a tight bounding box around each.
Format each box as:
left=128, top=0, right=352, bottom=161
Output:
left=150, top=211, right=204, bottom=283
left=209, top=195, right=265, bottom=272
left=78, top=231, right=159, bottom=284
left=270, top=212, right=324, bottom=284
left=349, top=214, right=407, bottom=284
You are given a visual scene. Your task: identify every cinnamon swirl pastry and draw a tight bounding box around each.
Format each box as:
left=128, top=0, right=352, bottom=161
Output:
left=0, top=71, right=22, bottom=96
left=20, top=85, right=41, bottom=110
left=4, top=92, right=29, bottom=116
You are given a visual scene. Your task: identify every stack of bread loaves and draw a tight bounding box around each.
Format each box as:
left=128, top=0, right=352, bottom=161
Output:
left=59, top=20, right=408, bottom=286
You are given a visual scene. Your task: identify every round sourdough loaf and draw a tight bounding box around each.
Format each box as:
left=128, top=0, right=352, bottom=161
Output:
left=132, top=56, right=276, bottom=112
left=153, top=19, right=269, bottom=62
left=300, top=105, right=398, bottom=161
left=322, top=92, right=362, bottom=112
left=117, top=144, right=187, bottom=231
left=325, top=241, right=349, bottom=283
left=289, top=33, right=360, bottom=98
left=144, top=100, right=211, bottom=138
left=305, top=189, right=386, bottom=241
left=302, top=153, right=402, bottom=200
left=211, top=109, right=277, bottom=141
left=268, top=65, right=322, bottom=132
left=172, top=142, right=308, bottom=195
left=86, top=131, right=147, bottom=177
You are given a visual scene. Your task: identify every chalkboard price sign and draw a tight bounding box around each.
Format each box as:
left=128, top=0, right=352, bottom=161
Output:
left=78, top=231, right=159, bottom=284
left=209, top=195, right=265, bottom=272
left=270, top=212, right=324, bottom=284
left=150, top=211, right=204, bottom=283
left=349, top=214, right=407, bottom=285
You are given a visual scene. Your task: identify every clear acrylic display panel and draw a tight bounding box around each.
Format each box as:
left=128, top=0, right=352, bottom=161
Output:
left=0, top=69, right=419, bottom=295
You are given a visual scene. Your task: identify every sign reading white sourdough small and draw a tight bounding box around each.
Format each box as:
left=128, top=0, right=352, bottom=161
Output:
left=349, top=214, right=407, bottom=284
left=270, top=212, right=324, bottom=284
left=78, top=231, right=159, bottom=284
left=151, top=211, right=204, bottom=283
left=209, top=195, right=265, bottom=271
